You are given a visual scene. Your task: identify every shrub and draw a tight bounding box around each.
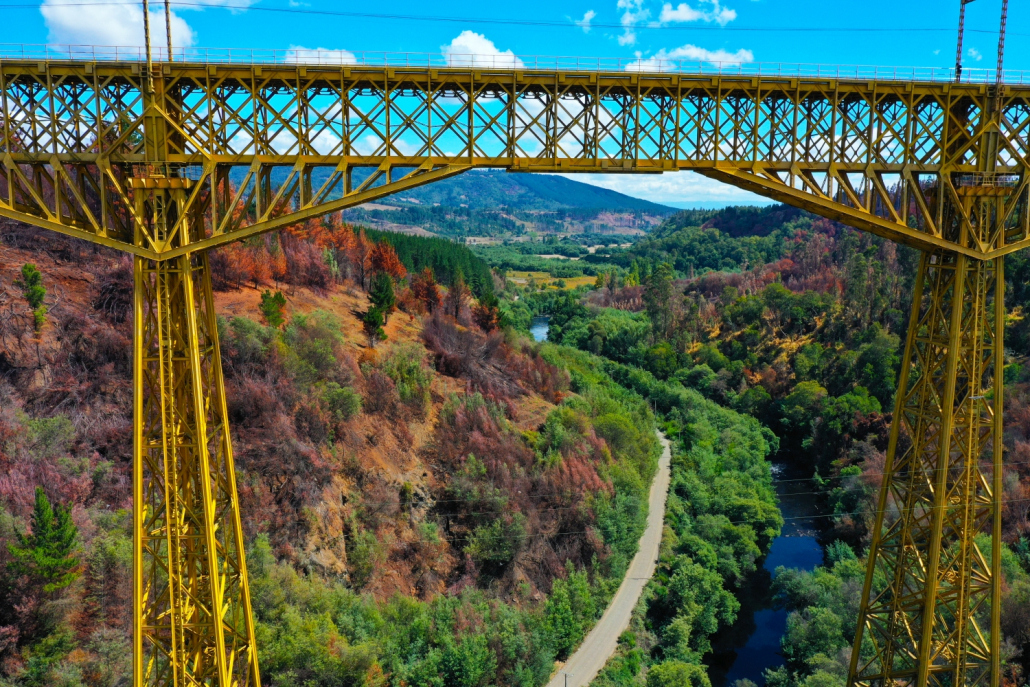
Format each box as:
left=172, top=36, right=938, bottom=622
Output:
left=285, top=311, right=347, bottom=383
left=465, top=513, right=526, bottom=568
left=321, top=382, right=361, bottom=421
left=379, top=344, right=432, bottom=410
left=348, top=529, right=384, bottom=588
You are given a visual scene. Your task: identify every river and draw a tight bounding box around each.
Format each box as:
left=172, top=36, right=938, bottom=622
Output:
left=530, top=309, right=818, bottom=685
left=530, top=316, right=550, bottom=342
left=706, top=460, right=824, bottom=687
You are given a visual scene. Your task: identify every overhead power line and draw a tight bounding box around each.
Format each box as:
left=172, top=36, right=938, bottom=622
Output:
left=1, top=1, right=1024, bottom=36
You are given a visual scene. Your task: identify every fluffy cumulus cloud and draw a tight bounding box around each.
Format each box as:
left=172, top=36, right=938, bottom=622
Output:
left=441, top=31, right=523, bottom=68
left=575, top=10, right=597, bottom=33
left=659, top=0, right=736, bottom=26
left=571, top=170, right=767, bottom=203
left=616, top=0, right=650, bottom=46
left=40, top=0, right=257, bottom=49
left=967, top=47, right=983, bottom=62
left=628, top=43, right=754, bottom=70
left=286, top=45, right=357, bottom=65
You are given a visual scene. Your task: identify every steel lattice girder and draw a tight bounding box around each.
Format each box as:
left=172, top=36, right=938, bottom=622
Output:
left=2, top=60, right=1028, bottom=687
left=131, top=184, right=259, bottom=687
left=1, top=61, right=1029, bottom=260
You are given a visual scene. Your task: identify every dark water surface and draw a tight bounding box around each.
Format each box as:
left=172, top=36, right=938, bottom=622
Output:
left=707, top=462, right=823, bottom=687
left=530, top=316, right=550, bottom=342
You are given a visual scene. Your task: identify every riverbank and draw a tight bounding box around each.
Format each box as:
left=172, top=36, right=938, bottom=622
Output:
left=706, top=461, right=824, bottom=687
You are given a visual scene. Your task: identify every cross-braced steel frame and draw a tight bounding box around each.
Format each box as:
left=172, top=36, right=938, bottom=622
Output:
left=1, top=58, right=1028, bottom=686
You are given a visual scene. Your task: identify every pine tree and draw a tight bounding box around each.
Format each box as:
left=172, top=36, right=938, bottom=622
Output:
left=9, top=487, right=80, bottom=592
left=644, top=262, right=675, bottom=340
left=369, top=272, right=396, bottom=323
left=362, top=307, right=386, bottom=348
left=411, top=267, right=442, bottom=314
left=473, top=291, right=502, bottom=332
left=369, top=241, right=407, bottom=281
left=446, top=269, right=470, bottom=320
left=15, top=263, right=47, bottom=332
left=259, top=290, right=287, bottom=329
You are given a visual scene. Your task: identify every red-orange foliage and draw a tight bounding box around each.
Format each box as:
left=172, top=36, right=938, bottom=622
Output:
left=282, top=236, right=332, bottom=292
left=422, top=311, right=569, bottom=403
left=472, top=302, right=500, bottom=332
left=410, top=267, right=442, bottom=314
left=431, top=394, right=608, bottom=591
left=395, top=287, right=421, bottom=316
left=370, top=241, right=407, bottom=281
left=349, top=229, right=374, bottom=290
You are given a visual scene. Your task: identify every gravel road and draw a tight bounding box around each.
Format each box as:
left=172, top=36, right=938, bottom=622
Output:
left=546, top=430, right=672, bottom=687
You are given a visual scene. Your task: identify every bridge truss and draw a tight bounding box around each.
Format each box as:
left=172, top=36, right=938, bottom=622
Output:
left=1, top=58, right=1028, bottom=686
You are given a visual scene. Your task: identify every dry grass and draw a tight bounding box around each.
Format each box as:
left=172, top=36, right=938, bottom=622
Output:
left=505, top=270, right=594, bottom=290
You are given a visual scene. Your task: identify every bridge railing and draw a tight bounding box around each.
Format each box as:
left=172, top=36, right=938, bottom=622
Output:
left=0, top=43, right=1026, bottom=84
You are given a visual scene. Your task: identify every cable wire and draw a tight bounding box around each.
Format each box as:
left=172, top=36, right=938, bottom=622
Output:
left=0, top=2, right=1024, bottom=37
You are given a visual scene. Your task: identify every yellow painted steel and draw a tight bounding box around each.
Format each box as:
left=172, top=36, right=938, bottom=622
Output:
left=130, top=165, right=259, bottom=685
left=1, top=59, right=1027, bottom=686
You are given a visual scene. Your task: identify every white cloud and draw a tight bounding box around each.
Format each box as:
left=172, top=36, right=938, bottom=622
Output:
left=627, top=43, right=754, bottom=71
left=40, top=0, right=256, bottom=49
left=659, top=1, right=736, bottom=26
left=569, top=171, right=767, bottom=203
left=286, top=45, right=357, bottom=64
left=967, top=47, right=983, bottom=62
left=617, top=0, right=649, bottom=46
left=441, top=31, right=524, bottom=68
left=575, top=10, right=597, bottom=33
left=41, top=0, right=195, bottom=48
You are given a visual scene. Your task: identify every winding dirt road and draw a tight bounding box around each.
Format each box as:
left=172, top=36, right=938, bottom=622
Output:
left=546, top=431, right=672, bottom=687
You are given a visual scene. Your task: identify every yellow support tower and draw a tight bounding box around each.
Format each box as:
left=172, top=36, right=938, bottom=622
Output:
left=848, top=186, right=1010, bottom=687
left=131, top=176, right=260, bottom=686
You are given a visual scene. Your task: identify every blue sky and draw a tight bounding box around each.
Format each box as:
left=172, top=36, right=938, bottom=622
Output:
left=4, top=0, right=1026, bottom=204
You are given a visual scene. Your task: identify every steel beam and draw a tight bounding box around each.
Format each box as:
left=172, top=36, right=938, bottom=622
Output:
left=0, top=58, right=1027, bottom=686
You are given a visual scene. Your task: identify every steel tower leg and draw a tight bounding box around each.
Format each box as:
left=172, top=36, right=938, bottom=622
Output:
left=847, top=247, right=1005, bottom=687
left=131, top=186, right=260, bottom=686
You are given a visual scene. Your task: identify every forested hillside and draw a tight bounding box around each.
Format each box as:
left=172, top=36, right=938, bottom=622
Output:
left=0, top=216, right=671, bottom=685
left=503, top=204, right=1030, bottom=686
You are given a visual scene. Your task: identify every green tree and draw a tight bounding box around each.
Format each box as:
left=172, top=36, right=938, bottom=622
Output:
left=441, top=634, right=497, bottom=687
left=646, top=660, right=712, bottom=687
left=782, top=607, right=846, bottom=671
left=545, top=578, right=581, bottom=659
left=644, top=262, right=675, bottom=340
left=779, top=381, right=828, bottom=447
left=362, top=306, right=387, bottom=348
left=9, top=487, right=80, bottom=592
left=369, top=271, right=396, bottom=323
left=18, top=629, right=75, bottom=687
left=259, top=289, right=287, bottom=329
left=16, top=263, right=47, bottom=331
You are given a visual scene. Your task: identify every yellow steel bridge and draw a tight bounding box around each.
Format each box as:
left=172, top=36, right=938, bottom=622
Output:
left=1, top=50, right=1028, bottom=687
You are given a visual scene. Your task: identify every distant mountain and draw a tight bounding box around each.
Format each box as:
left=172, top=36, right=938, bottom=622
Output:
left=228, top=167, right=675, bottom=238
left=343, top=170, right=676, bottom=239
left=379, top=171, right=676, bottom=214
